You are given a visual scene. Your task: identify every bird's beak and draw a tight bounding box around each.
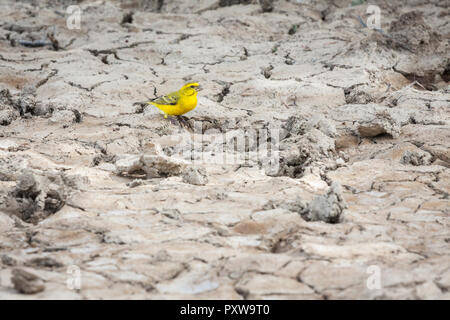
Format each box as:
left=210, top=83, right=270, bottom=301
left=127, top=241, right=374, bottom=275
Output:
left=195, top=85, right=203, bottom=92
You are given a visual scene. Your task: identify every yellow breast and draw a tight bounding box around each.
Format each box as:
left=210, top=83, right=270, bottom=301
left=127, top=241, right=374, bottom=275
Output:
left=166, top=95, right=196, bottom=116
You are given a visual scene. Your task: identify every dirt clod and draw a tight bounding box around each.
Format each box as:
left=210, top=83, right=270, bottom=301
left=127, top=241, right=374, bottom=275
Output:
left=300, top=182, right=346, bottom=223
left=182, top=167, right=209, bottom=185
left=11, top=269, right=45, bottom=294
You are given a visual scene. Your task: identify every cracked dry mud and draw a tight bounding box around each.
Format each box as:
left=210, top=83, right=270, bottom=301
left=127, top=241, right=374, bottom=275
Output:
left=0, top=0, right=449, bottom=299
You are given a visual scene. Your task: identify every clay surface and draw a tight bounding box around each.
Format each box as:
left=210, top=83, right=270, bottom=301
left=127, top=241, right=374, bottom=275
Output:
left=0, top=0, right=449, bottom=299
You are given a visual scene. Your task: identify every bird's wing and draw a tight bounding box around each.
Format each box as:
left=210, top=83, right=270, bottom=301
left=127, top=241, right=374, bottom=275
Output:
left=150, top=90, right=180, bottom=105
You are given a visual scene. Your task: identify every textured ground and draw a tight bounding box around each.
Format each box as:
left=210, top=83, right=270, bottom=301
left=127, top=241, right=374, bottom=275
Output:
left=0, top=0, right=449, bottom=299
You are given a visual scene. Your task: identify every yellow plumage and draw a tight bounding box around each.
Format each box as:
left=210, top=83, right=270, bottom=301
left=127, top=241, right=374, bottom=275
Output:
left=148, top=82, right=200, bottom=118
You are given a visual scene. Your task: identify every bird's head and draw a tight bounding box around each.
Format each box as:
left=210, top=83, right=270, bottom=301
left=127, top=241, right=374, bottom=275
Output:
left=181, top=82, right=201, bottom=96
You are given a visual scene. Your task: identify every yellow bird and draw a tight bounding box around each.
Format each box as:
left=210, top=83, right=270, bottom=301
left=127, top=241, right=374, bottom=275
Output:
left=148, top=82, right=201, bottom=118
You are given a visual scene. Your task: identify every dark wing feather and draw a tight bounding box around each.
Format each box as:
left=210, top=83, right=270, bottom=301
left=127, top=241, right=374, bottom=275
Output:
left=151, top=90, right=180, bottom=105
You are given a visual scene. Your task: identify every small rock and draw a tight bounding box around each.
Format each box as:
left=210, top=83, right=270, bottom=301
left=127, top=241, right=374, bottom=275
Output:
left=401, top=150, right=432, bottom=166
left=345, top=89, right=374, bottom=104
left=142, top=154, right=189, bottom=178
left=336, top=104, right=410, bottom=139
left=308, top=115, right=337, bottom=138
left=182, top=167, right=208, bottom=186
left=358, top=110, right=402, bottom=138
left=160, top=209, right=181, bottom=220
left=48, top=110, right=78, bottom=124
left=0, top=109, right=19, bottom=126
left=15, top=85, right=37, bottom=115
left=72, top=109, right=82, bottom=123
left=259, top=0, right=274, bottom=12
left=150, top=249, right=171, bottom=263
left=300, top=182, right=346, bottom=223
left=32, top=101, right=54, bottom=116
left=16, top=170, right=37, bottom=192
left=115, top=154, right=143, bottom=174
left=283, top=115, right=336, bottom=139
left=115, top=144, right=188, bottom=178
left=389, top=11, right=440, bottom=52
left=219, top=0, right=252, bottom=7
left=261, top=65, right=273, bottom=79
left=4, top=168, right=78, bottom=223
left=25, top=257, right=63, bottom=269
left=126, top=179, right=145, bottom=188
left=358, top=123, right=392, bottom=137
left=0, top=139, right=19, bottom=151
left=1, top=254, right=17, bottom=266
left=335, top=158, right=345, bottom=166
left=44, top=189, right=65, bottom=213
left=276, top=128, right=335, bottom=178
left=11, top=269, right=45, bottom=294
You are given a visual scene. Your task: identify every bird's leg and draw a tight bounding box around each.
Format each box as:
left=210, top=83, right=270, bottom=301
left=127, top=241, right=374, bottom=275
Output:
left=176, top=115, right=192, bottom=130
left=167, top=116, right=178, bottom=125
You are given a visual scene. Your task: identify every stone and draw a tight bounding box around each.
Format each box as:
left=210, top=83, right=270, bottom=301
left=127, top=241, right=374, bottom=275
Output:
left=11, top=269, right=45, bottom=294
left=182, top=167, right=208, bottom=185
left=142, top=154, right=189, bottom=178
left=401, top=150, right=432, bottom=166
left=300, top=182, right=346, bottom=223
left=115, top=154, right=143, bottom=174
left=25, top=257, right=64, bottom=269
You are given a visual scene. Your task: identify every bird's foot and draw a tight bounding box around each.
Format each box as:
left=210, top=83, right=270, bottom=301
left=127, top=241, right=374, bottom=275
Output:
left=167, top=116, right=178, bottom=125
left=176, top=115, right=193, bottom=131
